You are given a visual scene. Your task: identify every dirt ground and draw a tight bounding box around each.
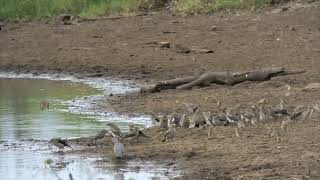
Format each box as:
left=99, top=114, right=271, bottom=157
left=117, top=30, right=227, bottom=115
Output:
left=1, top=1, right=320, bottom=179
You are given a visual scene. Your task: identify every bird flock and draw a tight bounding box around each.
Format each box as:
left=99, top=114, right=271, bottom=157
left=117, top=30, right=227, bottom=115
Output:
left=151, top=99, right=320, bottom=140
left=48, top=99, right=319, bottom=158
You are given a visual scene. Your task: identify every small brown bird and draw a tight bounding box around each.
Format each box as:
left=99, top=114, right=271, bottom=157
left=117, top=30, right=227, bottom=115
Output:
left=40, top=100, right=49, bottom=110
left=169, top=112, right=181, bottom=127
left=122, top=125, right=139, bottom=139
left=112, top=137, right=125, bottom=159
left=106, top=123, right=122, bottom=138
left=162, top=125, right=176, bottom=142
left=122, top=125, right=148, bottom=142
left=94, top=129, right=108, bottom=140
left=180, top=114, right=190, bottom=128
left=158, top=116, right=169, bottom=129
left=190, top=106, right=207, bottom=127
left=49, top=138, right=71, bottom=151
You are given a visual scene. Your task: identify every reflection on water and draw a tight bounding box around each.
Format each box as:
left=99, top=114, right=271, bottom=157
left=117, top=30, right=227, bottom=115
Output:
left=0, top=77, right=175, bottom=180
left=0, top=149, right=172, bottom=180
left=0, top=78, right=103, bottom=140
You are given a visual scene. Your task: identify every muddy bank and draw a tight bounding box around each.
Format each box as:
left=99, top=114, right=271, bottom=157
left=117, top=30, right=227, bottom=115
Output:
left=0, top=2, right=319, bottom=113
left=58, top=109, right=320, bottom=179
left=1, top=2, right=319, bottom=81
left=1, top=1, right=320, bottom=179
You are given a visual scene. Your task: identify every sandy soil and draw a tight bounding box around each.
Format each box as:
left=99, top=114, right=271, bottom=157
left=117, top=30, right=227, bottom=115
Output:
left=1, top=1, right=320, bottom=179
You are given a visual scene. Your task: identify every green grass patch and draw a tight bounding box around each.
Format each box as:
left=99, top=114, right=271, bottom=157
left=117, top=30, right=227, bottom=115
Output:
left=79, top=0, right=137, bottom=17
left=0, top=0, right=288, bottom=20
left=171, top=0, right=273, bottom=14
left=0, top=0, right=137, bottom=20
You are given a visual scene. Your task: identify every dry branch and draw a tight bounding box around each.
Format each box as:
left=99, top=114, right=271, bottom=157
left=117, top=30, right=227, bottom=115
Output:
left=140, top=67, right=306, bottom=93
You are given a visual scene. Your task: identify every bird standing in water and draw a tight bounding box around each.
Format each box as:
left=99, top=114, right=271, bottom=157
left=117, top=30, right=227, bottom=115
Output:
left=112, top=137, right=125, bottom=159
left=40, top=100, right=49, bottom=110
left=106, top=123, right=122, bottom=138
left=49, top=138, right=71, bottom=151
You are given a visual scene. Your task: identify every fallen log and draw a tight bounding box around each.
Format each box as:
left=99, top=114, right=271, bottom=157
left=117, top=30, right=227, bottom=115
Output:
left=140, top=67, right=306, bottom=93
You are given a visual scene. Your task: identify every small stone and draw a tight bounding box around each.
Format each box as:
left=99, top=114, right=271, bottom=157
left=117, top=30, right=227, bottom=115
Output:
left=0, top=22, right=4, bottom=30
left=174, top=44, right=191, bottom=53
left=192, top=48, right=214, bottom=54
left=159, top=42, right=170, bottom=48
left=289, top=27, right=297, bottom=31
left=210, top=25, right=217, bottom=31
left=271, top=8, right=282, bottom=14
left=166, top=162, right=175, bottom=166
left=281, top=6, right=289, bottom=11
left=303, top=83, right=320, bottom=91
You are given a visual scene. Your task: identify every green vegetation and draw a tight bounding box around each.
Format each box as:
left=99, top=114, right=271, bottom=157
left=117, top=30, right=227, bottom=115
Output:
left=0, top=0, right=288, bottom=20
left=172, top=0, right=272, bottom=14
left=44, top=158, right=54, bottom=165
left=0, top=0, right=137, bottom=20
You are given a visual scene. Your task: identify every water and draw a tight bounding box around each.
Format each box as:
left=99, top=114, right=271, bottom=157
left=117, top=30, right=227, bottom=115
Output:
left=0, top=75, right=176, bottom=180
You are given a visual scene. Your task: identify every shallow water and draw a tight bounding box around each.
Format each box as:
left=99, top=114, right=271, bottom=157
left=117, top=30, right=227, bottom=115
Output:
left=0, top=76, right=175, bottom=180
left=0, top=78, right=104, bottom=140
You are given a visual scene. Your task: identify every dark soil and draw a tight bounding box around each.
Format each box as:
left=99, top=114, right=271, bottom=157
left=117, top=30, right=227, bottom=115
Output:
left=1, top=1, right=320, bottom=179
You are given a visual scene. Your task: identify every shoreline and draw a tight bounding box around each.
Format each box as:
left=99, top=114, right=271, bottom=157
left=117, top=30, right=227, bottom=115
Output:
left=1, top=4, right=320, bottom=178
left=0, top=71, right=153, bottom=126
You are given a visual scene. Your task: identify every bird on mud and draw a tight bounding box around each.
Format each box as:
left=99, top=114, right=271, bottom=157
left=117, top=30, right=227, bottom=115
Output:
left=225, top=109, right=240, bottom=125
left=258, top=106, right=267, bottom=122
left=151, top=113, right=162, bottom=125
left=158, top=115, right=169, bottom=129
left=49, top=138, right=71, bottom=151
left=212, top=113, right=228, bottom=126
left=112, top=137, right=125, bottom=159
left=202, top=111, right=215, bottom=126
left=40, top=100, right=49, bottom=110
left=106, top=123, right=122, bottom=138
left=179, top=114, right=190, bottom=128
left=94, top=129, right=108, bottom=140
left=190, top=106, right=207, bottom=127
left=162, top=124, right=176, bottom=142
left=169, top=112, right=181, bottom=127
left=290, top=105, right=312, bottom=121
left=122, top=125, right=148, bottom=141
left=240, top=108, right=253, bottom=123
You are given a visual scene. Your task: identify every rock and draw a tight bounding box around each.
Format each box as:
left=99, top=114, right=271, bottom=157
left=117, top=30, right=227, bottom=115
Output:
left=191, top=47, right=214, bottom=54
left=271, top=8, right=282, bottom=14
left=303, top=83, right=320, bottom=91
left=162, top=30, right=176, bottom=34
left=58, top=14, right=73, bottom=25
left=173, top=44, right=191, bottom=53
left=281, top=6, right=289, bottom=11
left=183, top=151, right=197, bottom=158
left=0, top=22, right=4, bottom=30
left=289, top=27, right=297, bottom=31
left=87, top=73, right=104, bottom=77
left=210, top=25, right=217, bottom=31
left=160, top=42, right=170, bottom=48
left=290, top=3, right=304, bottom=11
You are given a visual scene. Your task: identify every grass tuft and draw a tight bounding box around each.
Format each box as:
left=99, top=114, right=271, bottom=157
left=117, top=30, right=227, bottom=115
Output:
left=0, top=0, right=137, bottom=20
left=171, top=0, right=273, bottom=14
left=0, top=0, right=295, bottom=20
